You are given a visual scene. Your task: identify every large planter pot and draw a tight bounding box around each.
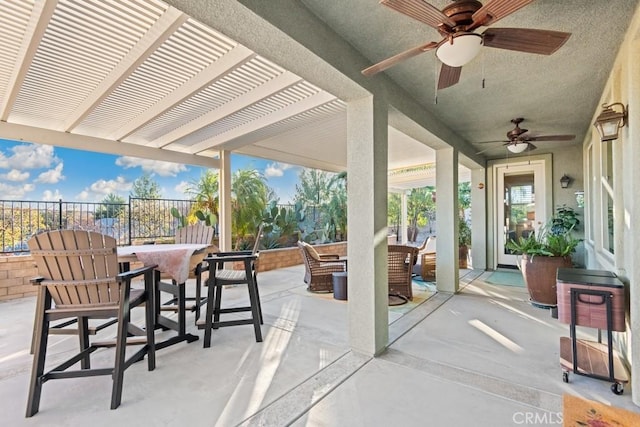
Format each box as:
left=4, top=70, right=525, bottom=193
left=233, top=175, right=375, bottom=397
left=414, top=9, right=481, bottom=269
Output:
left=520, top=255, right=572, bottom=307
left=459, top=245, right=469, bottom=269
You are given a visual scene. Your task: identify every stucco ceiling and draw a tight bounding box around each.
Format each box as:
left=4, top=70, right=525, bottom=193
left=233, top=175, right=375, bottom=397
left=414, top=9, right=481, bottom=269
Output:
left=0, top=0, right=638, bottom=190
left=299, top=0, right=639, bottom=158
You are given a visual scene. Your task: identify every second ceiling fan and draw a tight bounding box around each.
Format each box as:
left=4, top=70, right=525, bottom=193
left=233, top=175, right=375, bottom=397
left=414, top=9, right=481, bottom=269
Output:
left=475, top=118, right=576, bottom=154
left=362, top=0, right=571, bottom=89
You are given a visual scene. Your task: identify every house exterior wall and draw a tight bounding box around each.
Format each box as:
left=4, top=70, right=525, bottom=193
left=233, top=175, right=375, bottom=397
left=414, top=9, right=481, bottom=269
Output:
left=584, top=6, right=640, bottom=405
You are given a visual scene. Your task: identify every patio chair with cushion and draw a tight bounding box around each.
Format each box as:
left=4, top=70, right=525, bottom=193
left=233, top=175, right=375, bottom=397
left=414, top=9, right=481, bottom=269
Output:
left=298, top=241, right=347, bottom=293
left=412, top=236, right=436, bottom=281
left=26, top=230, right=156, bottom=417
left=388, top=244, right=419, bottom=301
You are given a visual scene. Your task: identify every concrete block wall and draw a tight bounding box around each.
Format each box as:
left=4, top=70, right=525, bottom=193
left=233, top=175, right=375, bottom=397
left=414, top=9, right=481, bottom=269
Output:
left=0, top=255, right=38, bottom=301
left=0, top=242, right=348, bottom=301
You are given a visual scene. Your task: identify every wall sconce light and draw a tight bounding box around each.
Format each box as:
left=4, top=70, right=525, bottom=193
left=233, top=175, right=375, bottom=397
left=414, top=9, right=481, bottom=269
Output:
left=560, top=174, right=571, bottom=189
left=594, top=102, right=628, bottom=142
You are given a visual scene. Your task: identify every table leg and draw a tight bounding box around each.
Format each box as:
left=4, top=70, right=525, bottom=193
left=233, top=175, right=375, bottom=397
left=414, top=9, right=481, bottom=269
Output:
left=153, top=271, right=199, bottom=350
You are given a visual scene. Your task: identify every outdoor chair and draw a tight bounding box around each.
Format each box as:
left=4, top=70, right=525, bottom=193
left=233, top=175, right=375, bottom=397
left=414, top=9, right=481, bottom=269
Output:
left=298, top=241, right=347, bottom=293
left=26, top=230, right=156, bottom=417
left=412, top=236, right=436, bottom=281
left=197, top=224, right=265, bottom=346
left=160, top=223, right=216, bottom=322
left=388, top=244, right=419, bottom=301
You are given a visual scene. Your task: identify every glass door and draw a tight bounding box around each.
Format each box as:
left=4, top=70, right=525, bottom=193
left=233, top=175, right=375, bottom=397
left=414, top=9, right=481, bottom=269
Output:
left=496, top=161, right=547, bottom=267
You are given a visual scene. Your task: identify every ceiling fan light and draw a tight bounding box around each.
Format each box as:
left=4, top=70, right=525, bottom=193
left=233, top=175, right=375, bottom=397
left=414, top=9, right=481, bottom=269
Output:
left=436, top=33, right=483, bottom=67
left=507, top=142, right=529, bottom=154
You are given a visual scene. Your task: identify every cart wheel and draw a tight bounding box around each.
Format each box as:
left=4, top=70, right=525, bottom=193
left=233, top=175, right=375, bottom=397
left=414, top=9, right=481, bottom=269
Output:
left=562, top=371, right=569, bottom=383
left=611, top=383, right=624, bottom=395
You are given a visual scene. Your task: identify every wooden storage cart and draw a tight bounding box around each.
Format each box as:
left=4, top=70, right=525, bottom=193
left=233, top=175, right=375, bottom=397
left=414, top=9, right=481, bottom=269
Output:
left=556, top=268, right=628, bottom=394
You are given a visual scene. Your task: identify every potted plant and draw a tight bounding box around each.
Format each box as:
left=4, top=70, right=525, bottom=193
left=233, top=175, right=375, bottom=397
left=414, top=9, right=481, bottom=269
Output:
left=459, top=219, right=471, bottom=268
left=506, top=207, right=580, bottom=307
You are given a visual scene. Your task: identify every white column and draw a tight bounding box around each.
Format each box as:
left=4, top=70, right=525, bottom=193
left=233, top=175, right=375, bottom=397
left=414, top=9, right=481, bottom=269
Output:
left=219, top=150, right=232, bottom=251
left=435, top=147, right=459, bottom=293
left=471, top=168, right=487, bottom=270
left=347, top=95, right=389, bottom=356
left=401, top=191, right=408, bottom=244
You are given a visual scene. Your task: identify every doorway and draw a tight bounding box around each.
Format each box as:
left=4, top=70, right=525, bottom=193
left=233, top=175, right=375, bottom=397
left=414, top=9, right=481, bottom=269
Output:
left=494, top=160, right=549, bottom=267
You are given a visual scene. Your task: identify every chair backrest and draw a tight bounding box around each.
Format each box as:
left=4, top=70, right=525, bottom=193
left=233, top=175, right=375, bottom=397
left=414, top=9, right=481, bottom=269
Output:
left=175, top=223, right=215, bottom=245
left=388, top=245, right=418, bottom=286
left=251, top=223, right=265, bottom=255
left=28, top=230, right=121, bottom=308
left=423, top=236, right=436, bottom=254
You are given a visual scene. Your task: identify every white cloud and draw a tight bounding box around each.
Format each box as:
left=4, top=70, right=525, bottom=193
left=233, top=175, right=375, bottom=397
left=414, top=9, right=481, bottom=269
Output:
left=76, top=176, right=132, bottom=201
left=0, top=144, right=58, bottom=169
left=0, top=182, right=35, bottom=199
left=90, top=176, right=131, bottom=195
left=76, top=190, right=90, bottom=201
left=115, top=156, right=187, bottom=177
left=35, top=163, right=64, bottom=184
left=42, top=189, right=63, bottom=201
left=174, top=180, right=190, bottom=194
left=3, top=169, right=29, bottom=181
left=265, top=162, right=294, bottom=178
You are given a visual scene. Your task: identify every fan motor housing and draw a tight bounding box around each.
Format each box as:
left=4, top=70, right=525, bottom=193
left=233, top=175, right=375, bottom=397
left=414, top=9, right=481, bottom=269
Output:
left=442, top=0, right=482, bottom=27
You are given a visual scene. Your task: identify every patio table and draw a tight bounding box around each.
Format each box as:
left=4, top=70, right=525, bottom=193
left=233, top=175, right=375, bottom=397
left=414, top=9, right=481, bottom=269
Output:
left=118, top=243, right=212, bottom=349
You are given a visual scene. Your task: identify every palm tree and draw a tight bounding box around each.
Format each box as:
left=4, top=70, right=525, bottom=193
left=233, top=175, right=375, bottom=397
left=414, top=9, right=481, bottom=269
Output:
left=231, top=168, right=270, bottom=247
left=185, top=169, right=219, bottom=225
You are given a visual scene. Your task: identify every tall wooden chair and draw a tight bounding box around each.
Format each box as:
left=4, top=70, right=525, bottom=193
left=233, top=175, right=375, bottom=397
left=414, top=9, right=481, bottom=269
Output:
left=159, top=223, right=215, bottom=322
left=197, top=224, right=265, bottom=346
left=26, top=230, right=156, bottom=417
left=388, top=244, right=419, bottom=300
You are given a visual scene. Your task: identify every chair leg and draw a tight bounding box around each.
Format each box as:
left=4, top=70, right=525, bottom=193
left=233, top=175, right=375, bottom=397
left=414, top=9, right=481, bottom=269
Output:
left=213, top=281, right=223, bottom=330
left=78, top=316, right=90, bottom=369
left=111, top=306, right=130, bottom=410
left=254, top=274, right=263, bottom=325
left=194, top=273, right=202, bottom=322
left=26, top=290, right=51, bottom=417
left=247, top=278, right=263, bottom=343
left=145, top=296, right=156, bottom=372
left=203, top=278, right=216, bottom=348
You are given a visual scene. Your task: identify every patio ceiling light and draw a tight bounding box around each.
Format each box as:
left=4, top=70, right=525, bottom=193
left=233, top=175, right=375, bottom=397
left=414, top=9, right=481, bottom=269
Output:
left=507, top=142, right=529, bottom=154
left=436, top=33, right=483, bottom=67
left=594, top=102, right=628, bottom=142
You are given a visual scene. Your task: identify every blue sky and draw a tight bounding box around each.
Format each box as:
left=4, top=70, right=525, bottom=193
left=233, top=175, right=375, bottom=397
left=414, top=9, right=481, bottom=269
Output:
left=0, top=139, right=301, bottom=203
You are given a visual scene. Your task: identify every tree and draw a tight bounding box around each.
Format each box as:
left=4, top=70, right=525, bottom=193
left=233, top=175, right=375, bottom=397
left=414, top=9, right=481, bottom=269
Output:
left=130, top=173, right=161, bottom=199
left=406, top=187, right=435, bottom=242
left=94, top=193, right=126, bottom=220
left=231, top=168, right=270, bottom=247
left=129, top=174, right=163, bottom=238
left=176, top=169, right=220, bottom=227
left=294, top=169, right=334, bottom=207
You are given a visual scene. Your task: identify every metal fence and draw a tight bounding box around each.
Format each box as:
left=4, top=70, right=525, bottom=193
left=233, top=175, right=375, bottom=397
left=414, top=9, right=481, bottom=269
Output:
left=0, top=197, right=196, bottom=253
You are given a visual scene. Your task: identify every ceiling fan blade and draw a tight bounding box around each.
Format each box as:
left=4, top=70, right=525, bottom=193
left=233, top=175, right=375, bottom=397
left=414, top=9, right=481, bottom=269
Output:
left=483, top=28, right=571, bottom=55
left=362, top=41, right=439, bottom=76
left=525, top=134, right=576, bottom=142
left=473, top=140, right=509, bottom=144
left=525, top=143, right=537, bottom=152
left=437, top=63, right=461, bottom=89
left=472, top=0, right=534, bottom=26
left=381, top=0, right=455, bottom=29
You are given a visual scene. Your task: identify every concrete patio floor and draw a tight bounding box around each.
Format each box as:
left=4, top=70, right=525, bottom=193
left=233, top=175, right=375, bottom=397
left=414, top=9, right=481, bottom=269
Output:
left=1, top=265, right=638, bottom=426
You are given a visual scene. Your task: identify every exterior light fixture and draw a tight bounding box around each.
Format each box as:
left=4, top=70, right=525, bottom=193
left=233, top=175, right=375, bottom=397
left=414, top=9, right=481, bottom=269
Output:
left=560, top=174, right=571, bottom=189
left=594, top=103, right=628, bottom=142
left=507, top=142, right=529, bottom=154
left=436, top=33, right=483, bottom=67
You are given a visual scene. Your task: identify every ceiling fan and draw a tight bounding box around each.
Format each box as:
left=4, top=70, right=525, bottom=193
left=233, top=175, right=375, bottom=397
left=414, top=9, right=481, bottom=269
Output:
left=475, top=118, right=576, bottom=154
left=362, top=0, right=571, bottom=89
